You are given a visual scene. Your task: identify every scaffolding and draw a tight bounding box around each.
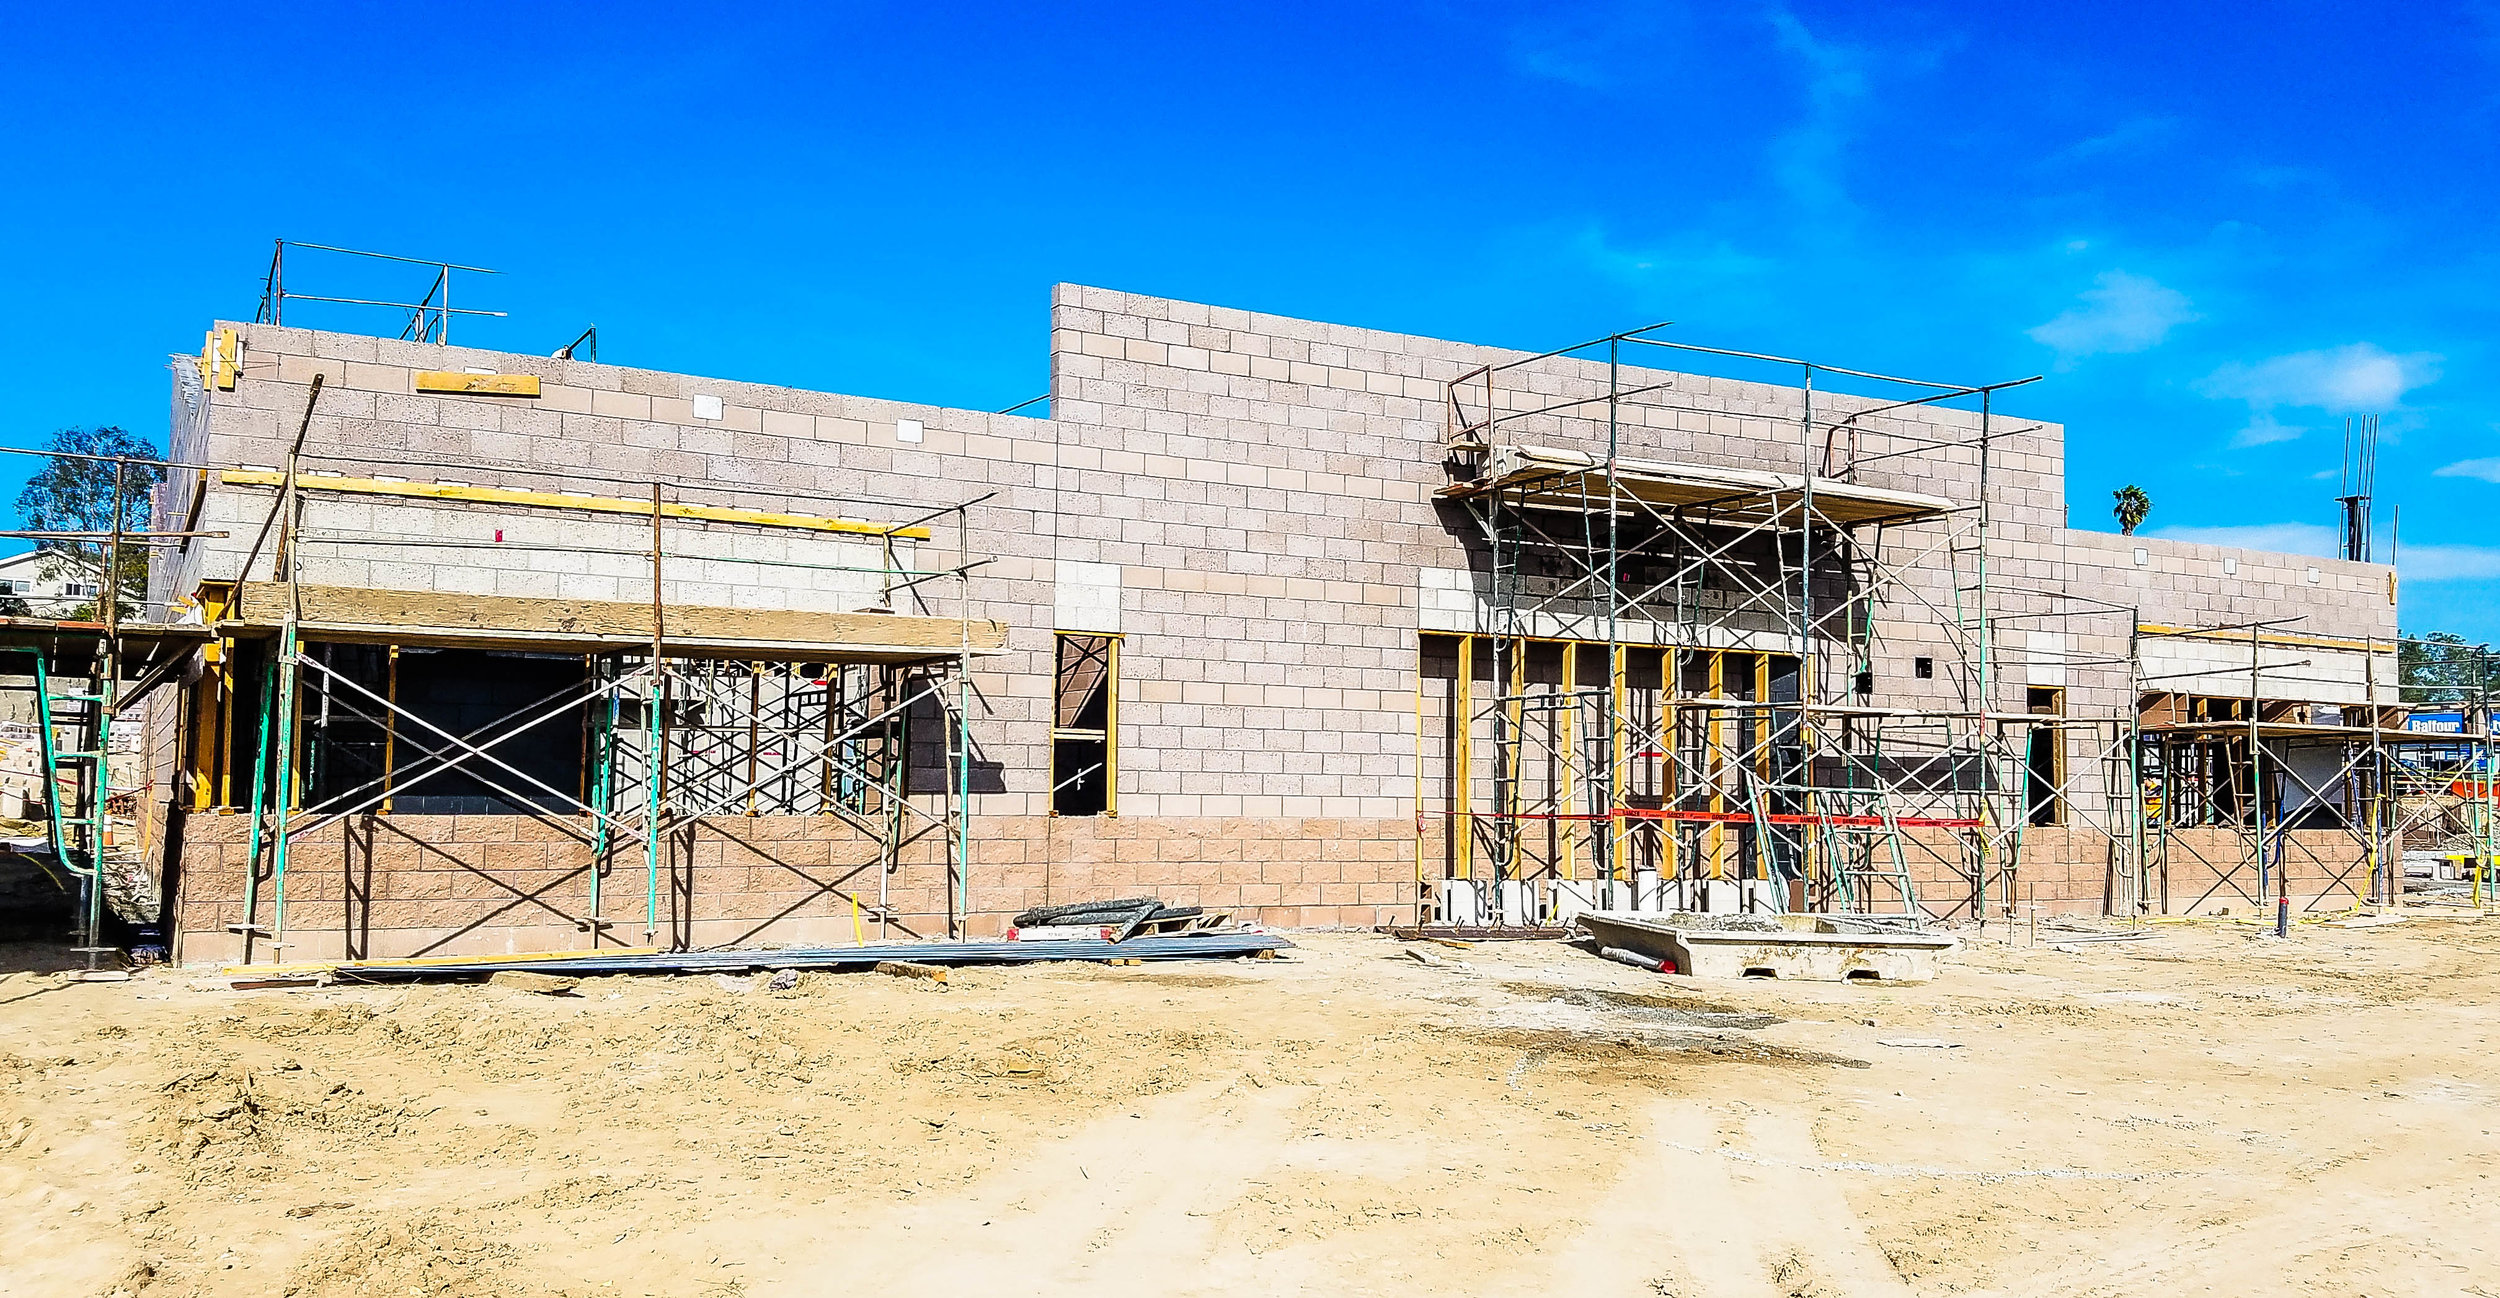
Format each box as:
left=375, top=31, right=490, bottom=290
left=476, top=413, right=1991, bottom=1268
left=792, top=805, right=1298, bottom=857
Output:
left=2140, top=630, right=2498, bottom=918
left=254, top=240, right=505, bottom=346
left=126, top=367, right=1003, bottom=962
left=205, top=469, right=991, bottom=962
left=0, top=434, right=218, bottom=966
left=1427, top=324, right=2156, bottom=927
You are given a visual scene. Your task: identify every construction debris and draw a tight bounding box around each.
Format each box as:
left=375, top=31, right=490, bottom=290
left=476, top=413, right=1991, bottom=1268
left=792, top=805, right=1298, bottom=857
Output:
left=1006, top=897, right=1220, bottom=940
left=1379, top=925, right=1569, bottom=942
left=1599, top=946, right=1673, bottom=974
left=1012, top=897, right=1159, bottom=926
left=874, top=960, right=950, bottom=985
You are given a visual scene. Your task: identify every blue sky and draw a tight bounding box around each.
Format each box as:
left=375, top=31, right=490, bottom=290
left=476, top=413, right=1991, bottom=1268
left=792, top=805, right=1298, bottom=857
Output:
left=6, top=2, right=2497, bottom=634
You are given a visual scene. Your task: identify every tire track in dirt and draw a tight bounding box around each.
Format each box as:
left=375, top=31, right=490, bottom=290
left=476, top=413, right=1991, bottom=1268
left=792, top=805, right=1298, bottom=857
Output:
left=1526, top=1101, right=1916, bottom=1298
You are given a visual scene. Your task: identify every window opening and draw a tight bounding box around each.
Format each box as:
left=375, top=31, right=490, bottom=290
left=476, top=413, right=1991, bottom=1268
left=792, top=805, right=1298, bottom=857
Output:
left=1052, top=633, right=1117, bottom=816
left=2025, top=686, right=2065, bottom=826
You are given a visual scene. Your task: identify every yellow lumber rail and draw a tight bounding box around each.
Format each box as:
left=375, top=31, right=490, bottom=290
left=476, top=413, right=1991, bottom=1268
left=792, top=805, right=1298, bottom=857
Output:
left=219, top=470, right=929, bottom=539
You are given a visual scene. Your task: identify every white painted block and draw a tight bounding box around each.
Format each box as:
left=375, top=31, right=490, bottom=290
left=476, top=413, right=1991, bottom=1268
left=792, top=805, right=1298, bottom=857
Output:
left=2024, top=629, right=2068, bottom=689
left=1549, top=879, right=1596, bottom=926
left=1497, top=880, right=1537, bottom=926
left=692, top=394, right=724, bottom=421
left=1054, top=559, right=1122, bottom=633
left=896, top=418, right=924, bottom=444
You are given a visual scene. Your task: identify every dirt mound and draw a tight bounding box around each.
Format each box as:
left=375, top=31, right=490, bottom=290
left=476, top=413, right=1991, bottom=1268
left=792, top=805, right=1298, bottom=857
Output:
left=151, top=1062, right=428, bottom=1177
left=1497, top=978, right=1756, bottom=1016
left=282, top=1209, right=578, bottom=1298
left=227, top=1004, right=379, bottom=1040
left=896, top=1024, right=1241, bottom=1097
left=1516, top=984, right=1785, bottom=1029
left=1452, top=1024, right=1870, bottom=1073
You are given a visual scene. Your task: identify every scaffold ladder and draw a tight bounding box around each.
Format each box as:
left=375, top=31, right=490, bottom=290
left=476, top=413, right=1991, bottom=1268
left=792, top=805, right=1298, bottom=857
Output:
left=33, top=647, right=112, bottom=956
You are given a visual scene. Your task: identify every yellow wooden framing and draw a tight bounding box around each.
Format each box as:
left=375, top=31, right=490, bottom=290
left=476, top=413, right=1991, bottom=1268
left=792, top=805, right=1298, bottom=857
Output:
left=1798, top=650, right=1819, bottom=899
left=746, top=663, right=763, bottom=816
left=1753, top=654, right=1771, bottom=882
left=192, top=668, right=222, bottom=812
left=1049, top=631, right=1121, bottom=818
left=1559, top=643, right=1578, bottom=880
left=192, top=584, right=240, bottom=811
left=1752, top=655, right=1771, bottom=781
left=2028, top=686, right=2068, bottom=827
left=2139, top=623, right=2392, bottom=653
left=1413, top=642, right=1427, bottom=890
left=1504, top=637, right=1526, bottom=875
left=1706, top=651, right=1727, bottom=879
left=199, top=329, right=241, bottom=391
left=1664, top=649, right=1683, bottom=878
left=1610, top=644, right=1628, bottom=883
left=1455, top=635, right=1473, bottom=880
left=227, top=943, right=662, bottom=978
left=374, top=647, right=399, bottom=814
left=1105, top=635, right=1119, bottom=818
left=287, top=654, right=306, bottom=814
left=217, top=470, right=929, bottom=540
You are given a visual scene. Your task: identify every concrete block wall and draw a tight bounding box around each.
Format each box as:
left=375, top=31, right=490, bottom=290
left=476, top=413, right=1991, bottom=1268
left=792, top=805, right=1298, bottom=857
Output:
left=172, top=812, right=956, bottom=965
left=168, top=809, right=1419, bottom=963
left=1055, top=285, right=2076, bottom=724
left=2064, top=530, right=2395, bottom=640
left=2065, top=530, right=2398, bottom=709
left=174, top=338, right=928, bottom=615
left=147, top=286, right=2400, bottom=957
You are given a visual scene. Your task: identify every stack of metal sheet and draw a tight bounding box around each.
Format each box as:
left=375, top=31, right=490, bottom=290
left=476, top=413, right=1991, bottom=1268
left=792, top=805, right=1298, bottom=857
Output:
left=321, top=933, right=1290, bottom=983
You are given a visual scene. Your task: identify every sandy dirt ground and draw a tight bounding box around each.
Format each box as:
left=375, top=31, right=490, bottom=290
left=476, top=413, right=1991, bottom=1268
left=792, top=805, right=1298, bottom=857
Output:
left=3, top=914, right=2497, bottom=1297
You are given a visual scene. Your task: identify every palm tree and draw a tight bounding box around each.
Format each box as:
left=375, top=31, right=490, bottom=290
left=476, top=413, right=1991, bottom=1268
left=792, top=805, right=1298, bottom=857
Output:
left=2112, top=484, right=2151, bottom=536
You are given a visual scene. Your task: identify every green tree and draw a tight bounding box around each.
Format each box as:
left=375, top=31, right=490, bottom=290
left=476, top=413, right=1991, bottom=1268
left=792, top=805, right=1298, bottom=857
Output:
left=2399, top=631, right=2500, bottom=705
left=12, top=426, right=165, bottom=620
left=2112, top=484, right=2152, bottom=536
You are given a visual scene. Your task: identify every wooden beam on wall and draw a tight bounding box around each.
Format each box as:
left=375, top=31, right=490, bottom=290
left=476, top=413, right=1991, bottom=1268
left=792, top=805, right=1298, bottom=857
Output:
left=217, top=470, right=930, bottom=540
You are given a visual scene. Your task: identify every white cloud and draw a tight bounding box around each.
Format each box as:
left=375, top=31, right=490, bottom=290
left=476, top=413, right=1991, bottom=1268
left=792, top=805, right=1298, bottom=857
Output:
left=2199, top=343, right=2442, bottom=413
left=2228, top=413, right=2303, bottom=448
left=1575, top=225, right=1772, bottom=285
left=2401, top=545, right=2500, bottom=582
left=2028, top=271, right=2197, bottom=361
left=2149, top=522, right=2339, bottom=559
left=2435, top=458, right=2500, bottom=483
left=2058, top=116, right=2180, bottom=162
left=1765, top=9, right=1870, bottom=215
left=2148, top=523, right=2500, bottom=585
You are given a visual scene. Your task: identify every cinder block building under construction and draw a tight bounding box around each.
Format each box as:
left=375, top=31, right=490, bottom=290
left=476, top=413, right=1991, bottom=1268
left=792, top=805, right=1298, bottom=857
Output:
left=93, top=277, right=2470, bottom=966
